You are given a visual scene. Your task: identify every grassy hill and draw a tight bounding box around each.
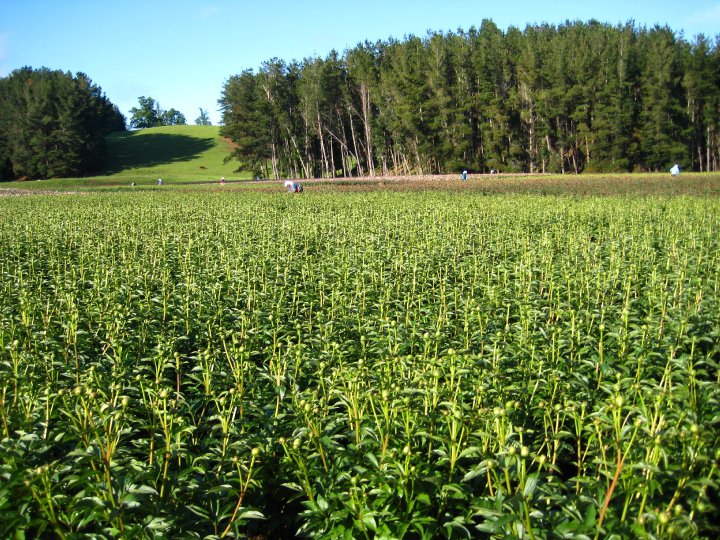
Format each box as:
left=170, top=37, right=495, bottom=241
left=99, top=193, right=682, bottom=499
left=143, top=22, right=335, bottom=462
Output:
left=3, top=125, right=718, bottom=193
left=1, top=125, right=246, bottom=189
left=101, top=125, right=245, bottom=182
left=0, top=126, right=250, bottom=189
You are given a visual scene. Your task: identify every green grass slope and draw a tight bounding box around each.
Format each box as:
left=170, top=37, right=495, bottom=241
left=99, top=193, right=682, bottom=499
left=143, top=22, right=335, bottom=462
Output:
left=100, top=125, right=245, bottom=183
left=0, top=126, right=247, bottom=190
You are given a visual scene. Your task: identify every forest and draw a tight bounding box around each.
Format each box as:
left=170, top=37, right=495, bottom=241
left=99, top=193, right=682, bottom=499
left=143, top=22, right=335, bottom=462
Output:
left=0, top=67, right=125, bottom=180
left=220, top=20, right=720, bottom=178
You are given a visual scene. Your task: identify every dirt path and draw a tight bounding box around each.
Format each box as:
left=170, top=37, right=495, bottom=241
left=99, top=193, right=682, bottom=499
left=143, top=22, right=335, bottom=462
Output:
left=0, top=188, right=83, bottom=197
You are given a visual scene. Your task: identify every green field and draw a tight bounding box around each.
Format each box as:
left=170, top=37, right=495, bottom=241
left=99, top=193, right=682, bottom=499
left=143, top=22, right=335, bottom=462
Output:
left=2, top=124, right=720, bottom=198
left=1, top=125, right=245, bottom=189
left=0, top=188, right=718, bottom=539
left=102, top=125, right=245, bottom=183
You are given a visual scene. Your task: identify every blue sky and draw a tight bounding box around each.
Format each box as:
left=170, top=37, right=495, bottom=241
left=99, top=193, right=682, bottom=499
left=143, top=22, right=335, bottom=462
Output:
left=2, top=0, right=719, bottom=125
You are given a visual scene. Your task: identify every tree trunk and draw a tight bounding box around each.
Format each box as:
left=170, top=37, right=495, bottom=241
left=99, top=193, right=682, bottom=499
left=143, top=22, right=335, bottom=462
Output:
left=360, top=83, right=375, bottom=177
left=348, top=107, right=364, bottom=176
left=336, top=109, right=352, bottom=177
left=271, top=142, right=279, bottom=179
left=708, top=126, right=712, bottom=172
left=391, top=147, right=399, bottom=173
left=585, top=136, right=590, bottom=164
left=697, top=141, right=703, bottom=172
left=316, top=111, right=329, bottom=177
left=414, top=136, right=423, bottom=175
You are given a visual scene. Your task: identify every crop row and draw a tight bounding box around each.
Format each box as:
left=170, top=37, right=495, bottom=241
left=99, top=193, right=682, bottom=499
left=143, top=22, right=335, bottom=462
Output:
left=0, top=191, right=718, bottom=538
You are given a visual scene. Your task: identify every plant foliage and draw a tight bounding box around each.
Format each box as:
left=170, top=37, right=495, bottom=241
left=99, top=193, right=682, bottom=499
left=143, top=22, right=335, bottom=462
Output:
left=129, top=96, right=187, bottom=130
left=220, top=20, right=720, bottom=178
left=0, top=67, right=126, bottom=181
left=0, top=191, right=718, bottom=538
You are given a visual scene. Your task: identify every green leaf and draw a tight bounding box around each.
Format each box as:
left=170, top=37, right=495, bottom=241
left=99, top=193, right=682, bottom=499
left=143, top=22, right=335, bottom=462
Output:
left=130, top=485, right=158, bottom=495
left=361, top=513, right=377, bottom=531
left=458, top=446, right=482, bottom=459
left=145, top=517, right=171, bottom=530
left=238, top=510, right=265, bottom=520
left=316, top=494, right=328, bottom=512
left=476, top=514, right=516, bottom=533
left=462, top=468, right=483, bottom=483
left=444, top=519, right=472, bottom=538
left=583, top=504, right=597, bottom=529
left=523, top=473, right=539, bottom=498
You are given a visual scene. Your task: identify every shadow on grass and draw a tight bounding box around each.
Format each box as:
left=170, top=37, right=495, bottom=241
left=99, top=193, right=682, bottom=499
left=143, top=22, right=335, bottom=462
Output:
left=103, top=132, right=215, bottom=173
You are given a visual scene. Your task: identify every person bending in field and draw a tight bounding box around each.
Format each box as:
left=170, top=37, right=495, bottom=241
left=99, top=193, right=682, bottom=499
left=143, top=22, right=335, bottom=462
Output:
left=284, top=180, right=303, bottom=193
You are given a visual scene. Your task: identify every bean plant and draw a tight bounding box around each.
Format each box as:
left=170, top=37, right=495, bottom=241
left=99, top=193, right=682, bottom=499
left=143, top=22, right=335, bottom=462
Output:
left=0, top=190, right=718, bottom=539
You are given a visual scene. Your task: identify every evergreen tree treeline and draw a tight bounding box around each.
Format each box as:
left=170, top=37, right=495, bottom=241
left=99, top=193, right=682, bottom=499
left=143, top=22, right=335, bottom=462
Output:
left=0, top=67, right=126, bottom=181
left=220, top=20, right=720, bottom=178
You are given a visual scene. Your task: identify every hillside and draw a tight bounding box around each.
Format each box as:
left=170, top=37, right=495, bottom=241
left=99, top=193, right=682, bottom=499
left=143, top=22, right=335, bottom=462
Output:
left=101, top=125, right=245, bottom=182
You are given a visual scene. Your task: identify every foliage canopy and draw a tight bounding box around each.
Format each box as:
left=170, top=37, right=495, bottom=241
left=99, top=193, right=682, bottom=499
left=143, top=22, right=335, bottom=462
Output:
left=128, top=96, right=187, bottom=129
left=0, top=67, right=126, bottom=180
left=220, top=21, right=720, bottom=178
left=195, top=108, right=212, bottom=126
left=0, top=191, right=718, bottom=537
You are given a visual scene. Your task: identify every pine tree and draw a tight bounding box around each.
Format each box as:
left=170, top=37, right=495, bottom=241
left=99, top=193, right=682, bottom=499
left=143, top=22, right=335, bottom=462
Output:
left=219, top=20, right=711, bottom=176
left=0, top=67, right=124, bottom=180
left=636, top=26, right=689, bottom=171
left=220, top=69, right=271, bottom=178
